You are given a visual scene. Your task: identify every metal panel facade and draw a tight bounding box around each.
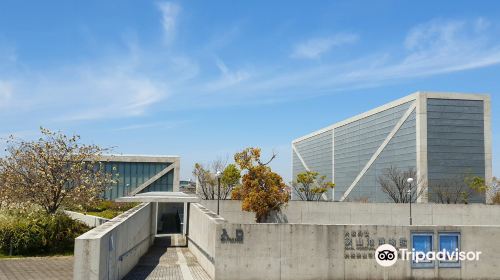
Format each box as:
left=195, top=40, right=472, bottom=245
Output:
left=427, top=98, right=485, bottom=203
left=292, top=93, right=489, bottom=204
left=349, top=110, right=416, bottom=202
left=334, top=101, right=413, bottom=201
left=292, top=130, right=333, bottom=199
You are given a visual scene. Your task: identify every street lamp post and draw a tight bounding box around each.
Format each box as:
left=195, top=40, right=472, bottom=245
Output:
left=407, top=177, right=414, bottom=226
left=216, top=171, right=222, bottom=215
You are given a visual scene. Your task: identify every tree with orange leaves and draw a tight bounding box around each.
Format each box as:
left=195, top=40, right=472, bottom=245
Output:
left=231, top=147, right=289, bottom=223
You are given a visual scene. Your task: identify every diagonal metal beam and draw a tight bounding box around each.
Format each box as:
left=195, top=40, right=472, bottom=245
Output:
left=293, top=143, right=330, bottom=200
left=129, top=164, right=175, bottom=196
left=340, top=102, right=416, bottom=201
left=292, top=144, right=310, bottom=171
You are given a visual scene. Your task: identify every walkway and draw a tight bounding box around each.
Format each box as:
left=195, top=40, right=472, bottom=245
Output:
left=0, top=256, right=73, bottom=280
left=123, top=235, right=211, bottom=280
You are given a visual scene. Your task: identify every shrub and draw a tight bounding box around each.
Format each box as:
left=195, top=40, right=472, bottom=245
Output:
left=80, top=200, right=138, bottom=213
left=67, top=200, right=138, bottom=219
left=492, top=192, right=500, bottom=205
left=0, top=208, right=89, bottom=256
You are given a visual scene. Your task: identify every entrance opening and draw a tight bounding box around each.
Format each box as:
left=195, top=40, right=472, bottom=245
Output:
left=156, top=202, right=184, bottom=234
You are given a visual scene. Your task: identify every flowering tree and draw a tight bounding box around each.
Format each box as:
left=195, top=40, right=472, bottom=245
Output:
left=231, top=147, right=289, bottom=223
left=0, top=128, right=115, bottom=214
left=292, top=171, right=334, bottom=201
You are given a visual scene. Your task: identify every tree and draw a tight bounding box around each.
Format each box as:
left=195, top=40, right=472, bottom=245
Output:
left=433, top=175, right=489, bottom=204
left=220, top=164, right=241, bottom=199
left=193, top=161, right=241, bottom=200
left=231, top=147, right=289, bottom=223
left=378, top=166, right=426, bottom=203
left=433, top=177, right=472, bottom=204
left=193, top=163, right=216, bottom=200
left=291, top=171, right=334, bottom=201
left=0, top=128, right=115, bottom=214
left=489, top=177, right=500, bottom=204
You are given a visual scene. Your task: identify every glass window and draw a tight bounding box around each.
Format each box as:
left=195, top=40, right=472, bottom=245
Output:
left=439, top=233, right=460, bottom=268
left=412, top=233, right=434, bottom=268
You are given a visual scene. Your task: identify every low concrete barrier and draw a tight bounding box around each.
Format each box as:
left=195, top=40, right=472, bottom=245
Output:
left=187, top=203, right=227, bottom=279
left=214, top=223, right=500, bottom=280
left=189, top=201, right=500, bottom=279
left=64, top=210, right=109, bottom=227
left=201, top=200, right=500, bottom=226
left=73, top=202, right=157, bottom=280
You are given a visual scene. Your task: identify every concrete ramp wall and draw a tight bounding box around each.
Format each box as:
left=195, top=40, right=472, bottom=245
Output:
left=73, top=202, right=156, bottom=280
left=187, top=203, right=227, bottom=279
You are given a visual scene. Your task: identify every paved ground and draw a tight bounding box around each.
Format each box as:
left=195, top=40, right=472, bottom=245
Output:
left=0, top=236, right=209, bottom=280
left=0, top=256, right=73, bottom=280
left=123, top=235, right=211, bottom=280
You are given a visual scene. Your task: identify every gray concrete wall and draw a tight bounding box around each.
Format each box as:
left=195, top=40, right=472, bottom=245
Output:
left=64, top=210, right=109, bottom=228
left=214, top=223, right=500, bottom=280
left=201, top=200, right=500, bottom=226
left=187, top=203, right=227, bottom=279
left=73, top=202, right=156, bottom=280
left=188, top=202, right=500, bottom=279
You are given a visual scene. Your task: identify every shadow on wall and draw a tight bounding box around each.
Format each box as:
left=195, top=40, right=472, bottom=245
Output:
left=264, top=210, right=289, bottom=223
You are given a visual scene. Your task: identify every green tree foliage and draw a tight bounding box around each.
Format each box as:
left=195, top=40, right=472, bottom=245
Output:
left=193, top=161, right=241, bottom=200
left=292, top=171, right=334, bottom=201
left=231, top=147, right=289, bottom=223
left=220, top=164, right=241, bottom=199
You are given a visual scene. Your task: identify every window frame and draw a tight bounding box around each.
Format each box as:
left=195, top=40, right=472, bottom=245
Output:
left=411, top=232, right=434, bottom=269
left=438, top=232, right=461, bottom=268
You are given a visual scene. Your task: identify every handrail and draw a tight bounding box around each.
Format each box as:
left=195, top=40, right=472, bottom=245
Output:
left=118, top=235, right=152, bottom=261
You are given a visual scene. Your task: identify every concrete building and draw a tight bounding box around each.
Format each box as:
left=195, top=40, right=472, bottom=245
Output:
left=98, top=154, right=180, bottom=200
left=292, top=92, right=492, bottom=203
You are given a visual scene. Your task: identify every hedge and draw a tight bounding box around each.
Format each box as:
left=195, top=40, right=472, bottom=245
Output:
left=0, top=210, right=90, bottom=256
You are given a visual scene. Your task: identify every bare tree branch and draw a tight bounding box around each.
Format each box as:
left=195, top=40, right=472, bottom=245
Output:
left=378, top=166, right=427, bottom=203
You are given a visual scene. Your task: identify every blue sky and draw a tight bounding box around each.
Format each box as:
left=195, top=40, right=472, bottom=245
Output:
left=0, top=0, right=499, bottom=181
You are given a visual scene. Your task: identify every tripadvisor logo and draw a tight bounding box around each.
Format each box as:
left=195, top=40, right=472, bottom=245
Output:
left=375, top=244, right=398, bottom=267
left=375, top=244, right=482, bottom=267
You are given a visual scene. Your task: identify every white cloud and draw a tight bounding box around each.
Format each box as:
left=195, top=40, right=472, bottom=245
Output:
left=0, top=80, right=13, bottom=107
left=2, top=16, right=500, bottom=122
left=113, top=120, right=187, bottom=131
left=194, top=18, right=500, bottom=104
left=202, top=57, right=250, bottom=92
left=58, top=74, right=166, bottom=122
left=291, top=33, right=358, bottom=59
left=157, top=2, right=181, bottom=43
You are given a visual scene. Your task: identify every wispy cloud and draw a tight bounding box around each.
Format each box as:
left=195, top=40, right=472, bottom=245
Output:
left=291, top=33, right=358, bottom=59
left=0, top=80, right=13, bottom=107
left=157, top=2, right=181, bottom=43
left=2, top=16, right=500, bottom=122
left=202, top=57, right=250, bottom=92
left=112, top=120, right=188, bottom=131
left=194, top=18, right=500, bottom=103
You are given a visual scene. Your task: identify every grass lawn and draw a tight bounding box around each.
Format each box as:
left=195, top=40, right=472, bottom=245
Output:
left=86, top=209, right=121, bottom=219
left=76, top=201, right=139, bottom=219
